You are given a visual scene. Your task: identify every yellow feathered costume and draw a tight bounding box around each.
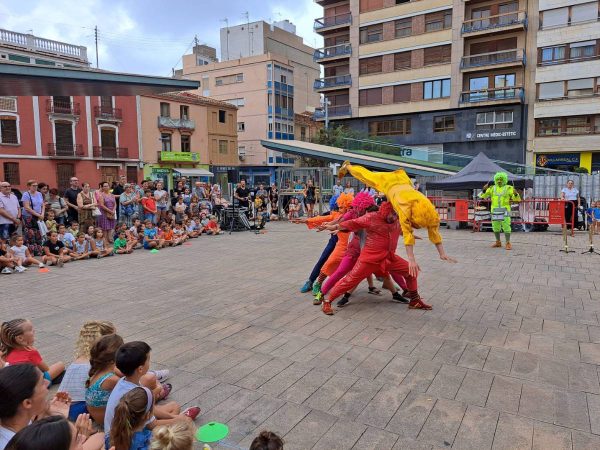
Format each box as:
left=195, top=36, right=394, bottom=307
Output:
left=338, top=161, right=442, bottom=246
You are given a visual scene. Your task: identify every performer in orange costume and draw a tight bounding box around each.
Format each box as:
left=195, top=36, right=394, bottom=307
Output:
left=338, top=161, right=456, bottom=277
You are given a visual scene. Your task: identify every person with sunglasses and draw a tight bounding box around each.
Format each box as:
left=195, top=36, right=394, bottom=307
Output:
left=0, top=182, right=20, bottom=240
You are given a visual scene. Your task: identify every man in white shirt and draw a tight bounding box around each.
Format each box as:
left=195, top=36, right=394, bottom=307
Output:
left=561, top=179, right=580, bottom=229
left=0, top=182, right=20, bottom=240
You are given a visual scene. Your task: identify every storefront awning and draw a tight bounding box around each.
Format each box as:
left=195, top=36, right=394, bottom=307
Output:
left=173, top=168, right=214, bottom=177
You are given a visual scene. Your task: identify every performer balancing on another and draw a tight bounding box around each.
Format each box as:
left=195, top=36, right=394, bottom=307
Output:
left=321, top=202, right=429, bottom=315
left=337, top=161, right=456, bottom=277
left=479, top=171, right=521, bottom=250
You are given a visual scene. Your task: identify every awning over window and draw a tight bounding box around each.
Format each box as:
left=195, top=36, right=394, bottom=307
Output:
left=173, top=168, right=214, bottom=177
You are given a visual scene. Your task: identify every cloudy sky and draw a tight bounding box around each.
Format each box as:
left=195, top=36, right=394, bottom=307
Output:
left=0, top=0, right=323, bottom=76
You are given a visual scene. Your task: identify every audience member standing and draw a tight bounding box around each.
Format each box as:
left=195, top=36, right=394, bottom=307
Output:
left=76, top=183, right=96, bottom=231
left=62, top=177, right=82, bottom=226
left=21, top=180, right=45, bottom=256
left=561, top=179, right=580, bottom=230
left=96, top=182, right=117, bottom=244
left=0, top=181, right=20, bottom=240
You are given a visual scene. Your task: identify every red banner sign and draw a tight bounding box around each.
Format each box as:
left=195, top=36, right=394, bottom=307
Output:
left=548, top=201, right=565, bottom=224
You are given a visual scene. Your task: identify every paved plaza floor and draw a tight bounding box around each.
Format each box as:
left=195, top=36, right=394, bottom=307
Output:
left=3, top=222, right=600, bottom=449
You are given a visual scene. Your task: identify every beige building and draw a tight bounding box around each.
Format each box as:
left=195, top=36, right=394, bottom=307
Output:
left=140, top=92, right=238, bottom=190
left=532, top=0, right=600, bottom=172
left=179, top=20, right=320, bottom=185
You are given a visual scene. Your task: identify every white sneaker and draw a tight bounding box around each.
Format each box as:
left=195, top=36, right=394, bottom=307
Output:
left=151, top=369, right=170, bottom=383
left=38, top=263, right=46, bottom=268
left=57, top=258, right=64, bottom=268
left=15, top=266, right=25, bottom=273
left=1, top=267, right=12, bottom=274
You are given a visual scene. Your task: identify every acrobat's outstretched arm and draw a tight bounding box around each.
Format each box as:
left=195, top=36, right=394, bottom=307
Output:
left=339, top=161, right=385, bottom=192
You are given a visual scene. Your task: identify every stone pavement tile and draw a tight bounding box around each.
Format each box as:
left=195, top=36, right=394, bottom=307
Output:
left=542, top=319, right=566, bottom=339
left=481, top=328, right=509, bottom=347
left=329, top=378, right=383, bottom=420
left=504, top=331, right=531, bottom=353
left=352, top=349, right=395, bottom=380
left=569, top=363, right=600, bottom=394
left=399, top=360, right=442, bottom=393
left=194, top=348, right=255, bottom=379
left=459, top=324, right=488, bottom=344
left=252, top=333, right=290, bottom=355
left=411, top=335, right=444, bottom=360
left=510, top=352, right=539, bottom=381
left=168, top=375, right=221, bottom=407
left=295, top=316, right=332, bottom=336
left=357, top=383, right=410, bottom=429
left=218, top=326, right=279, bottom=350
left=586, top=393, right=600, bottom=434
left=329, top=345, right=373, bottom=374
left=226, top=395, right=286, bottom=443
left=257, top=362, right=312, bottom=397
left=416, top=397, right=467, bottom=447
left=486, top=376, right=522, bottom=413
left=190, top=383, right=241, bottom=412
left=432, top=339, right=467, bottom=365
left=217, top=352, right=273, bottom=385
left=483, top=348, right=514, bottom=375
left=580, top=342, right=600, bottom=365
left=537, top=358, right=569, bottom=389
left=521, top=317, right=543, bottom=335
left=270, top=334, right=316, bottom=359
left=572, top=430, right=600, bottom=450
left=491, top=412, right=533, bottom=450
left=518, top=383, right=555, bottom=423
left=455, top=369, right=494, bottom=407
left=528, top=334, right=555, bottom=357
left=587, top=325, right=600, bottom=343
left=205, top=322, right=251, bottom=343
left=279, top=368, right=334, bottom=404
left=392, top=437, right=434, bottom=449
left=369, top=329, right=404, bottom=351
left=532, top=421, right=573, bottom=450
left=387, top=333, right=423, bottom=356
left=554, top=339, right=581, bottom=362
left=458, top=343, right=491, bottom=370
left=349, top=326, right=385, bottom=347
left=425, top=364, right=467, bottom=400
left=237, top=402, right=311, bottom=449
left=330, top=321, right=369, bottom=344
left=283, top=409, right=337, bottom=450
left=287, top=337, right=331, bottom=363
left=351, top=427, right=399, bottom=449
left=565, top=323, right=590, bottom=342
left=197, top=388, right=262, bottom=423
left=553, top=389, right=590, bottom=431
left=178, top=345, right=238, bottom=372
left=312, top=419, right=367, bottom=450
left=374, top=354, right=417, bottom=385
left=313, top=318, right=355, bottom=340
left=452, top=405, right=499, bottom=450
left=386, top=392, right=436, bottom=439
left=303, top=373, right=358, bottom=412
left=309, top=342, right=353, bottom=369
left=235, top=357, right=294, bottom=390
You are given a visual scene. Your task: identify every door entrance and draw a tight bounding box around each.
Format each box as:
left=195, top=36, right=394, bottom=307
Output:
left=100, top=166, right=119, bottom=185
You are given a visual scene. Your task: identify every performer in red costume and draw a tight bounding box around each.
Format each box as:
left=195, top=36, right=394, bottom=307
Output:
left=320, top=201, right=431, bottom=315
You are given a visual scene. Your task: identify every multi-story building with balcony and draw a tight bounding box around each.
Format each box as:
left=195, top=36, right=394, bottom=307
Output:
left=313, top=0, right=538, bottom=165
left=140, top=93, right=238, bottom=191
left=532, top=0, right=600, bottom=172
left=179, top=20, right=320, bottom=185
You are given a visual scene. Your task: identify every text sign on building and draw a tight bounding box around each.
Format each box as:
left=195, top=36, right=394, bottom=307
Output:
left=396, top=148, right=430, bottom=162
left=536, top=153, right=580, bottom=167
left=160, top=151, right=200, bottom=162
left=465, top=131, right=518, bottom=140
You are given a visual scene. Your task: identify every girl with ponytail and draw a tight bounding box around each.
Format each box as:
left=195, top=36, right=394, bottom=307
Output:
left=109, top=387, right=153, bottom=450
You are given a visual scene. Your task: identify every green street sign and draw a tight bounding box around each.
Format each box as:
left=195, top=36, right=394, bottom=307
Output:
left=160, top=151, right=200, bottom=162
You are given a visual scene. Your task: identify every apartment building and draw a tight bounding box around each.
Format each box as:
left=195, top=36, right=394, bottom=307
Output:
left=314, top=0, right=537, bottom=165
left=180, top=20, right=321, bottom=185
left=140, top=92, right=238, bottom=190
left=532, top=0, right=600, bottom=172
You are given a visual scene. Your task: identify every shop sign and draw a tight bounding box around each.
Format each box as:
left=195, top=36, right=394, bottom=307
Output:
left=536, top=153, right=580, bottom=167
left=466, top=130, right=518, bottom=140
left=151, top=168, right=171, bottom=174
left=160, top=151, right=199, bottom=162
left=212, top=166, right=237, bottom=171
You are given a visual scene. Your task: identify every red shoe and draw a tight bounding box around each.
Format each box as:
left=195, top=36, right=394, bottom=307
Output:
left=322, top=301, right=334, bottom=315
left=409, top=298, right=433, bottom=310
left=183, top=406, right=201, bottom=420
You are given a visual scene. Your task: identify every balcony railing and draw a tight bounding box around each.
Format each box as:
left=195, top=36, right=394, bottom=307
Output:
left=93, top=106, right=123, bottom=121
left=462, top=10, right=527, bottom=34
left=461, top=48, right=525, bottom=69
left=539, top=53, right=600, bottom=67
left=313, top=43, right=352, bottom=61
left=0, top=28, right=88, bottom=62
left=538, top=91, right=600, bottom=102
left=460, top=86, right=524, bottom=103
left=157, top=116, right=196, bottom=130
left=314, top=74, right=352, bottom=90
left=314, top=13, right=352, bottom=31
left=46, top=99, right=80, bottom=116
left=313, top=104, right=352, bottom=120
left=46, top=143, right=84, bottom=157
left=92, top=146, right=129, bottom=159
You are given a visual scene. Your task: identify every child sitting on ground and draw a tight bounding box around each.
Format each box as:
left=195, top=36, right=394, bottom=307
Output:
left=114, top=230, right=134, bottom=254
left=199, top=212, right=209, bottom=230
left=151, top=422, right=195, bottom=450
left=174, top=197, right=187, bottom=224
left=9, top=235, right=45, bottom=269
left=85, top=225, right=95, bottom=241
left=72, top=232, right=98, bottom=260
left=204, top=215, right=222, bottom=235
left=0, top=237, right=20, bottom=274
left=184, top=218, right=199, bottom=238
left=0, top=318, right=65, bottom=384
left=173, top=223, right=187, bottom=243
left=109, top=386, right=155, bottom=450
left=57, top=223, right=75, bottom=250
left=128, top=218, right=143, bottom=248
left=143, top=220, right=163, bottom=250
left=45, top=210, right=58, bottom=234
left=288, top=198, right=300, bottom=221
left=91, top=229, right=113, bottom=258
left=58, top=320, right=117, bottom=421
left=161, top=223, right=176, bottom=247
left=43, top=230, right=72, bottom=267
left=67, top=220, right=80, bottom=236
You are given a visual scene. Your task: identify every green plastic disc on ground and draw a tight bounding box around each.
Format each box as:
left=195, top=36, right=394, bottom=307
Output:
left=196, top=422, right=229, bottom=443
left=149, top=249, right=159, bottom=253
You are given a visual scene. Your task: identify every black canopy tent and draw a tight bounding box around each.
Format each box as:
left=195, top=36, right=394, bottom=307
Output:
left=426, top=152, right=531, bottom=191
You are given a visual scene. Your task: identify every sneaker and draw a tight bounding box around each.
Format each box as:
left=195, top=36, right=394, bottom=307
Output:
left=38, top=263, right=46, bottom=268
left=18, top=265, right=27, bottom=272
left=1, top=267, right=12, bottom=274
left=408, top=298, right=433, bottom=310
left=57, top=258, right=64, bottom=268
left=311, top=281, right=322, bottom=296
left=182, top=406, right=201, bottom=420
left=505, top=242, right=512, bottom=250
left=97, top=254, right=103, bottom=259
left=151, top=369, right=170, bottom=383
left=157, top=383, right=172, bottom=401
left=300, top=280, right=313, bottom=293
left=337, top=295, right=350, bottom=307
left=392, top=292, right=409, bottom=304
left=322, top=301, right=334, bottom=315
left=14, top=266, right=25, bottom=273
left=491, top=241, right=502, bottom=248
left=313, top=291, right=323, bottom=305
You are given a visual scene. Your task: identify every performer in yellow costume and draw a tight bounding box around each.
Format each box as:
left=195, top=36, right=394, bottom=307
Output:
left=479, top=171, right=520, bottom=250
left=338, top=161, right=456, bottom=276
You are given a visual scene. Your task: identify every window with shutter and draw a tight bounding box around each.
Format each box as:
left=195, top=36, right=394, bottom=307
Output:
left=0, top=117, right=18, bottom=144
left=3, top=162, right=20, bottom=185
left=360, top=24, right=383, bottom=44
left=368, top=119, right=411, bottom=136
left=359, top=88, right=383, bottom=106
left=360, top=0, right=384, bottom=13
left=424, top=45, right=451, bottom=65
left=395, top=18, right=412, bottom=38
left=394, top=52, right=411, bottom=70
left=359, top=56, right=383, bottom=75
left=393, top=85, right=411, bottom=103
left=425, top=11, right=451, bottom=32
left=0, top=97, right=17, bottom=112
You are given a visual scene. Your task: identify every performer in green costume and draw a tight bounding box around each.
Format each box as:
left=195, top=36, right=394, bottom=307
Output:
left=479, top=172, right=520, bottom=250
